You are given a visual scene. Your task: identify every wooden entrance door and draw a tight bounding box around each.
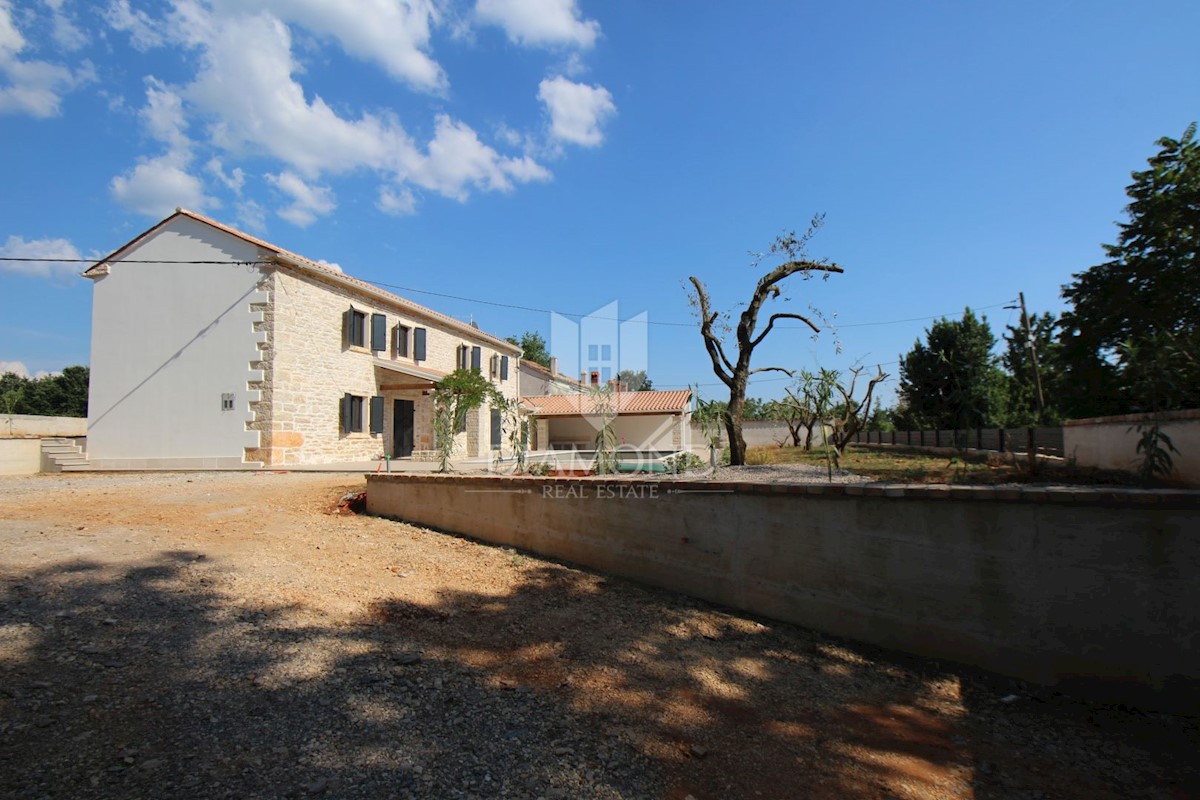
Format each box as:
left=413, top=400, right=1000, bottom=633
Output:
left=393, top=399, right=415, bottom=457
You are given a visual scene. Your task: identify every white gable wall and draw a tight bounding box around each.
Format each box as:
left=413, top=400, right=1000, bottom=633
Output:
left=86, top=217, right=267, bottom=468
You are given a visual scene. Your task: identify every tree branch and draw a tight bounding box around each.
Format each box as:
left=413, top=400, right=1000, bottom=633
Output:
left=689, top=276, right=735, bottom=386
left=751, top=312, right=820, bottom=348
left=749, top=366, right=796, bottom=377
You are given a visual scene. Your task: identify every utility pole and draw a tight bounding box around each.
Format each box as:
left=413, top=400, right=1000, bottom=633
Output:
left=1018, top=292, right=1046, bottom=422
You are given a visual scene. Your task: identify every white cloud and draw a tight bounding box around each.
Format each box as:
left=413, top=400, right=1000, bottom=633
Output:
left=538, top=75, right=615, bottom=147
left=412, top=114, right=551, bottom=201
left=475, top=0, right=599, bottom=48
left=226, top=0, right=446, bottom=92
left=140, top=77, right=189, bottom=151
left=267, top=171, right=335, bottom=227
left=377, top=186, right=416, bottom=216
left=316, top=258, right=343, bottom=273
left=111, top=155, right=216, bottom=217
left=111, top=77, right=214, bottom=216
left=44, top=0, right=86, bottom=51
left=101, top=0, right=561, bottom=219
left=0, top=234, right=83, bottom=282
left=0, top=0, right=92, bottom=117
left=207, top=158, right=244, bottom=193
left=183, top=11, right=420, bottom=177
left=1, top=360, right=31, bottom=378
left=235, top=199, right=267, bottom=232
left=103, top=0, right=165, bottom=50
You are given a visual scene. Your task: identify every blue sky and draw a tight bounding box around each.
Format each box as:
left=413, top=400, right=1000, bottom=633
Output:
left=2, top=0, right=1198, bottom=404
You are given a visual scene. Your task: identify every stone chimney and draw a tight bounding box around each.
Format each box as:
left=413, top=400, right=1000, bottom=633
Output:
left=549, top=356, right=558, bottom=376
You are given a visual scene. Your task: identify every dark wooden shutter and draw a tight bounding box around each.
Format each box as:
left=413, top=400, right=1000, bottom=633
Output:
left=369, top=395, right=384, bottom=434
left=471, top=346, right=482, bottom=372
left=490, top=407, right=502, bottom=449
left=342, top=309, right=353, bottom=348
left=413, top=328, right=427, bottom=361
left=371, top=314, right=386, bottom=351
left=340, top=393, right=352, bottom=433
left=500, top=356, right=509, bottom=381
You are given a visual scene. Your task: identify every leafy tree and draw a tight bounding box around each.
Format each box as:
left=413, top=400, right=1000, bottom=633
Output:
left=1001, top=312, right=1064, bottom=425
left=896, top=309, right=1007, bottom=429
left=865, top=401, right=896, bottom=432
left=506, top=331, right=552, bottom=369
left=432, top=369, right=504, bottom=472
left=1060, top=122, right=1200, bottom=414
left=615, top=369, right=652, bottom=391
left=0, top=366, right=89, bottom=417
left=689, top=216, right=842, bottom=465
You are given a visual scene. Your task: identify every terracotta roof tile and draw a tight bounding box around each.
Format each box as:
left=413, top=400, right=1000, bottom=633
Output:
left=521, top=390, right=691, bottom=416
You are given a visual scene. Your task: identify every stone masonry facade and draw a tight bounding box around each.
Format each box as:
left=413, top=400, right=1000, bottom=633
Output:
left=245, top=265, right=519, bottom=466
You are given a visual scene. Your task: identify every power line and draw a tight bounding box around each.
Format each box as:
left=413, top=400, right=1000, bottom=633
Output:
left=1, top=254, right=1012, bottom=331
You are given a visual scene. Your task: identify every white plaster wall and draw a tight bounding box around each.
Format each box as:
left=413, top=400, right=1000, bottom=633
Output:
left=1064, top=416, right=1200, bottom=487
left=87, top=216, right=265, bottom=467
left=546, top=414, right=681, bottom=451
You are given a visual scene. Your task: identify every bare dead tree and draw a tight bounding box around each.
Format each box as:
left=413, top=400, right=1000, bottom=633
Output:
left=826, top=365, right=889, bottom=455
left=688, top=217, right=843, bottom=465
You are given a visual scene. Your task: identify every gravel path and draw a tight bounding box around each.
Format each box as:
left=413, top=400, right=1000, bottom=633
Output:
left=1, top=472, right=1196, bottom=800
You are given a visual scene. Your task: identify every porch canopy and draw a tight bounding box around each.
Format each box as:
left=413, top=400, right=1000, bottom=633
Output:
left=373, top=358, right=446, bottom=391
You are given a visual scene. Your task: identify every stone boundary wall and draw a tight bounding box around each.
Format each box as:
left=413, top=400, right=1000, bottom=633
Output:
left=366, top=474, right=1200, bottom=712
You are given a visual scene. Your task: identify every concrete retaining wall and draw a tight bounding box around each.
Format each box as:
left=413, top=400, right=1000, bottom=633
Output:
left=0, top=439, right=40, bottom=475
left=366, top=474, right=1200, bottom=711
left=1064, top=409, right=1200, bottom=487
left=1, top=414, right=87, bottom=439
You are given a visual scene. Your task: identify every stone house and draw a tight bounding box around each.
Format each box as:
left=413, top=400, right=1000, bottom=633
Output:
left=83, top=209, right=520, bottom=469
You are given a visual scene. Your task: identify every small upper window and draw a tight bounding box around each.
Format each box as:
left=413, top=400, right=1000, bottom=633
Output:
left=394, top=325, right=410, bottom=358
left=344, top=308, right=366, bottom=348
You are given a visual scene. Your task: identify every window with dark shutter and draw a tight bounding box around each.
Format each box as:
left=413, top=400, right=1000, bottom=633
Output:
left=500, top=355, right=509, bottom=381
left=371, top=313, right=387, bottom=351
left=490, top=407, right=502, bottom=449
left=413, top=327, right=427, bottom=361
left=342, top=394, right=364, bottom=433
left=394, top=325, right=410, bottom=358
left=344, top=307, right=366, bottom=348
left=471, top=346, right=481, bottom=372
left=369, top=395, right=384, bottom=434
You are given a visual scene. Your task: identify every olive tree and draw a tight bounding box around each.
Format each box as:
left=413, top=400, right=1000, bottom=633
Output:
left=688, top=216, right=842, bottom=465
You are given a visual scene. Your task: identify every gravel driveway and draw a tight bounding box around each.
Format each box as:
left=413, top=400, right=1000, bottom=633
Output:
left=0, top=472, right=1196, bottom=800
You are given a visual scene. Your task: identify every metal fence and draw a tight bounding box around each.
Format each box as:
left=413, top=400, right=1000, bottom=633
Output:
left=853, top=427, right=1065, bottom=457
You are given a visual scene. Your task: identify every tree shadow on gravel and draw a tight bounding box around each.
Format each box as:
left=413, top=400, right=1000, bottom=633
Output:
left=3, top=547, right=1197, bottom=800
left=0, top=553, right=664, bottom=800
left=367, top=560, right=1200, bottom=800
